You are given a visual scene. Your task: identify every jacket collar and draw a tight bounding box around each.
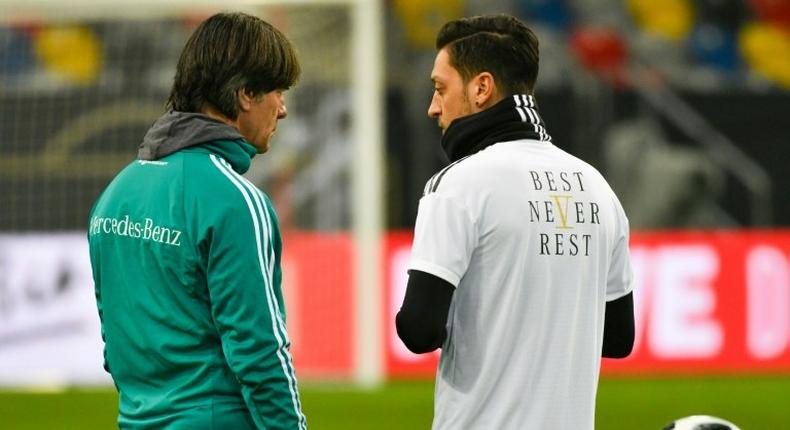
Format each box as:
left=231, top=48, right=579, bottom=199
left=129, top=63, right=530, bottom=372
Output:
left=440, top=94, right=552, bottom=162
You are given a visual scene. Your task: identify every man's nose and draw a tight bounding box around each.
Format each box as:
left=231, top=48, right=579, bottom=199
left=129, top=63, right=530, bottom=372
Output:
left=278, top=104, right=288, bottom=119
left=427, top=96, right=440, bottom=118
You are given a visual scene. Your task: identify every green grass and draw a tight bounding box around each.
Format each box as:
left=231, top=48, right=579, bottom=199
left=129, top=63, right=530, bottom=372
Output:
left=596, top=375, right=790, bottom=429
left=1, top=376, right=788, bottom=429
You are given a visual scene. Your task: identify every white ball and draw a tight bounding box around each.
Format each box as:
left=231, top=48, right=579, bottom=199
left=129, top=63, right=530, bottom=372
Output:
left=663, top=415, right=742, bottom=430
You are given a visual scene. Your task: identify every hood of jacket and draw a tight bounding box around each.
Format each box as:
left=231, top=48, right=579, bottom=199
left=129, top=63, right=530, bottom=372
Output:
left=138, top=111, right=246, bottom=161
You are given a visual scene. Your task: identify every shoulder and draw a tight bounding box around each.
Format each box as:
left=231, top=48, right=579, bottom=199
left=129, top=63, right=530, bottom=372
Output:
left=181, top=154, right=281, bottom=248
left=553, top=149, right=629, bottom=222
left=574, top=157, right=621, bottom=204
left=183, top=153, right=268, bottom=216
left=544, top=144, right=619, bottom=196
left=423, top=142, right=543, bottom=196
left=423, top=152, right=500, bottom=196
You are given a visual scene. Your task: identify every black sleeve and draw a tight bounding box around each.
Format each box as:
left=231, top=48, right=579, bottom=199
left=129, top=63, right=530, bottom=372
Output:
left=395, top=270, right=455, bottom=354
left=602, top=292, right=635, bottom=358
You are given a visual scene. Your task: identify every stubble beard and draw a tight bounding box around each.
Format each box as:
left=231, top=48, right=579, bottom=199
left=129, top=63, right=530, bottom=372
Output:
left=439, top=96, right=474, bottom=134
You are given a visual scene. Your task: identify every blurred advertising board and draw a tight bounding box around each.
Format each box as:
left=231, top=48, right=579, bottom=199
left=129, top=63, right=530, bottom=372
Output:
left=0, top=232, right=354, bottom=385
left=0, top=234, right=110, bottom=386
left=385, top=230, right=790, bottom=376
left=0, top=230, right=788, bottom=386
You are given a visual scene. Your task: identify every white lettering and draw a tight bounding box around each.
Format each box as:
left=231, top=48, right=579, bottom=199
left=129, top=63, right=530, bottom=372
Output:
left=170, top=230, right=182, bottom=247
left=88, top=215, right=188, bottom=247
left=629, top=247, right=651, bottom=355
left=650, top=246, right=723, bottom=358
left=746, top=246, right=789, bottom=359
left=117, top=215, right=129, bottom=236
left=132, top=222, right=141, bottom=238
left=143, top=218, right=153, bottom=240
left=160, top=227, right=171, bottom=244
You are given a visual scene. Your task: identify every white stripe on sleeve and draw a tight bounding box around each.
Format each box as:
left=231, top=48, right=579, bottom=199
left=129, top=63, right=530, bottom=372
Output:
left=209, top=154, right=306, bottom=429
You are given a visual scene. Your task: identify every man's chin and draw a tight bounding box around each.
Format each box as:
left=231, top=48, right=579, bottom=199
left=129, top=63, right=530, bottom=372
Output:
left=259, top=133, right=275, bottom=153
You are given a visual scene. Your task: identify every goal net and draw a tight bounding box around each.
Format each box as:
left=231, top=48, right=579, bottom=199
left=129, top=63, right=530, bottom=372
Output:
left=0, top=0, right=383, bottom=387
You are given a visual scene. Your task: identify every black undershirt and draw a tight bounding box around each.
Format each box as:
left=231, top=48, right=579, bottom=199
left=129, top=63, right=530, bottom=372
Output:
left=602, top=292, right=635, bottom=358
left=395, top=270, right=454, bottom=354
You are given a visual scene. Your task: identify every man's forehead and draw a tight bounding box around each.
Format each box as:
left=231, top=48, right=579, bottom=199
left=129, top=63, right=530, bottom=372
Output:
left=430, top=49, right=453, bottom=82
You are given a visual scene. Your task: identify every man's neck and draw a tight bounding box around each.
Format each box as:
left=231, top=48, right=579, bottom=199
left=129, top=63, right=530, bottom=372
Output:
left=440, top=94, right=551, bottom=162
left=476, top=93, right=505, bottom=113
left=200, top=103, right=238, bottom=128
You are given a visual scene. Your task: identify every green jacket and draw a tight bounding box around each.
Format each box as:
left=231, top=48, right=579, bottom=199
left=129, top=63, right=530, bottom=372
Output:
left=88, top=112, right=306, bottom=430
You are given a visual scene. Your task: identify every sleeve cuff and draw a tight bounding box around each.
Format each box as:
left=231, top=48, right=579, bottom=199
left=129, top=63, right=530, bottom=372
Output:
left=606, top=284, right=634, bottom=302
left=408, top=259, right=461, bottom=288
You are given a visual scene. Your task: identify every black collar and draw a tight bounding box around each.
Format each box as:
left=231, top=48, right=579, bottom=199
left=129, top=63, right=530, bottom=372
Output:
left=440, top=94, right=552, bottom=162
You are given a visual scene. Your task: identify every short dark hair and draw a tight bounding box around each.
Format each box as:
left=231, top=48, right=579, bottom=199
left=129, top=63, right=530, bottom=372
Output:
left=167, top=12, right=301, bottom=119
left=436, top=14, right=539, bottom=95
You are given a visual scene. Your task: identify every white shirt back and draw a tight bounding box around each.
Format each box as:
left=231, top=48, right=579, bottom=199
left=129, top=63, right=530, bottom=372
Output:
left=409, top=139, right=633, bottom=430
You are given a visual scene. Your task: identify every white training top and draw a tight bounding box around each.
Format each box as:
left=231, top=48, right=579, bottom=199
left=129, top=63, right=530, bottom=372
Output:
left=409, top=139, right=633, bottom=430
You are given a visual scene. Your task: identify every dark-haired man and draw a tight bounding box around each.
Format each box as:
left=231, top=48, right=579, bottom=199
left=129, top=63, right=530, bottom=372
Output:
left=88, top=12, right=306, bottom=429
left=396, top=14, right=635, bottom=429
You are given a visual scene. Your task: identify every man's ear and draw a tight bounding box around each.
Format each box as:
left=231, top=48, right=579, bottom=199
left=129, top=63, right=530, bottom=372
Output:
left=238, top=88, right=254, bottom=112
left=472, top=72, right=497, bottom=109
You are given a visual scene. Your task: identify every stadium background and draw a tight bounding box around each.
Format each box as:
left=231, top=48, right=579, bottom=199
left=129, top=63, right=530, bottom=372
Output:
left=1, top=0, right=789, bottom=428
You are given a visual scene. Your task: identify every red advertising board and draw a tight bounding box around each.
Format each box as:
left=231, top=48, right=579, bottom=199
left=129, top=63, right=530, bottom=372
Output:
left=283, top=229, right=790, bottom=378
left=282, top=232, right=354, bottom=378
left=382, top=230, right=790, bottom=377
left=604, top=230, right=790, bottom=375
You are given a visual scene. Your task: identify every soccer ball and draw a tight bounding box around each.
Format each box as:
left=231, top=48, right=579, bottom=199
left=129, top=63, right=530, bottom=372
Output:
left=662, top=415, right=741, bottom=430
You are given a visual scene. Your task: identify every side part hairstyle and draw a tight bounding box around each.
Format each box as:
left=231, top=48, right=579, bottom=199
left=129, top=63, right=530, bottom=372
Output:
left=168, top=12, right=301, bottom=119
left=436, top=14, right=539, bottom=95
